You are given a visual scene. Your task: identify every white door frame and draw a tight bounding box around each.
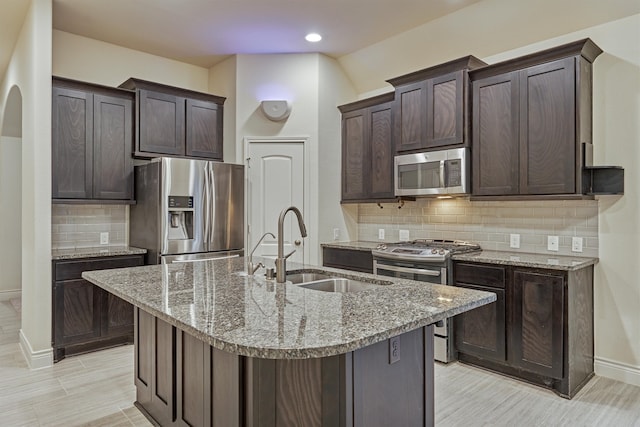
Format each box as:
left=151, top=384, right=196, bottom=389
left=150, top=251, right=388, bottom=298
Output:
left=244, top=136, right=313, bottom=265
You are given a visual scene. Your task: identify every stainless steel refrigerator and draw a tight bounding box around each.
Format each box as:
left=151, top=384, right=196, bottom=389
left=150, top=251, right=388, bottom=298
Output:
left=130, top=157, right=244, bottom=264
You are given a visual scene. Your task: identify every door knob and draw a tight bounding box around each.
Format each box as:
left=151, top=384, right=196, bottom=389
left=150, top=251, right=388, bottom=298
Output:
left=294, top=240, right=301, bottom=246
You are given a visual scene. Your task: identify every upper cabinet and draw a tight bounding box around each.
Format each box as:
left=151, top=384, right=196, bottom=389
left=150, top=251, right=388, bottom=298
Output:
left=470, top=39, right=605, bottom=199
left=119, top=78, right=225, bottom=161
left=387, top=56, right=486, bottom=153
left=339, top=93, right=396, bottom=203
left=52, top=77, right=134, bottom=203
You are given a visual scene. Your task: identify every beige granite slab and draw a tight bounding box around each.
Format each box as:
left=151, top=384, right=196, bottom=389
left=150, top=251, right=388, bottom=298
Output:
left=52, top=246, right=147, bottom=260
left=452, top=250, right=598, bottom=271
left=82, top=257, right=495, bottom=359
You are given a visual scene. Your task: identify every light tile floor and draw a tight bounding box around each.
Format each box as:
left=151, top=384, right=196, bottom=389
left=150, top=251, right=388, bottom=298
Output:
left=1, top=299, right=639, bottom=426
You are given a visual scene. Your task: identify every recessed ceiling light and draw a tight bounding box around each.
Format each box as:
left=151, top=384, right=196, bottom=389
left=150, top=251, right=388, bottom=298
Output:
left=305, top=33, right=322, bottom=42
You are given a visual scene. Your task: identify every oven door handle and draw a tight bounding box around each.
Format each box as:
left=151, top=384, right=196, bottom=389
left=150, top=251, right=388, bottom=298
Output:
left=374, top=262, right=441, bottom=276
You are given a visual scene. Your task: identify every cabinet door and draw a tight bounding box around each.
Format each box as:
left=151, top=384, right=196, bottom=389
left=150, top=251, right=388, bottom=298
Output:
left=102, top=292, right=134, bottom=338
left=454, top=284, right=506, bottom=362
left=342, top=109, right=368, bottom=201
left=54, top=279, right=101, bottom=345
left=369, top=102, right=394, bottom=199
left=472, top=72, right=520, bottom=196
left=52, top=87, right=93, bottom=199
left=139, top=89, right=185, bottom=156
left=394, top=81, right=426, bottom=153
left=520, top=57, right=576, bottom=194
left=185, top=98, right=223, bottom=160
left=93, top=94, right=133, bottom=200
left=426, top=71, right=464, bottom=148
left=511, top=270, right=564, bottom=378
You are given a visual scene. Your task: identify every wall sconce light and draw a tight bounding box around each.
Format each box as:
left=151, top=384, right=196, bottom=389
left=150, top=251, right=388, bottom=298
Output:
left=260, top=100, right=291, bottom=121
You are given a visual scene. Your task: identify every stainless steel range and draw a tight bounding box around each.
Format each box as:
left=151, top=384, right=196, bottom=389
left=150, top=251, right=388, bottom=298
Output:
left=372, top=239, right=481, bottom=363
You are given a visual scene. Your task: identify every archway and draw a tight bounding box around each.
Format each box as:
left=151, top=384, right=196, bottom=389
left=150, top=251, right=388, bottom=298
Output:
left=0, top=85, right=23, bottom=334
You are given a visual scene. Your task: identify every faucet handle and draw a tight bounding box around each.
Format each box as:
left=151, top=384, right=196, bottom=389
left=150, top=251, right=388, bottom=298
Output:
left=284, top=249, right=296, bottom=260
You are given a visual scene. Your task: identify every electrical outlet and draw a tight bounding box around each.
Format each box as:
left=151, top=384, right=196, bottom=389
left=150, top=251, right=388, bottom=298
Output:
left=389, top=336, right=400, bottom=364
left=572, top=237, right=583, bottom=253
left=510, top=233, right=520, bottom=249
left=399, top=229, right=410, bottom=241
left=547, top=235, right=559, bottom=251
left=378, top=229, right=385, bottom=240
left=333, top=228, right=340, bottom=240
left=100, top=232, right=109, bottom=245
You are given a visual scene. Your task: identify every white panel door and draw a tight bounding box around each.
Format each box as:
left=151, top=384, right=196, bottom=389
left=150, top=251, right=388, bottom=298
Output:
left=248, top=141, right=305, bottom=263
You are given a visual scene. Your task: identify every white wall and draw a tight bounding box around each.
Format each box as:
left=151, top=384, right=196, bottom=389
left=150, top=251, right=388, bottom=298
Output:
left=0, top=136, right=21, bottom=296
left=0, top=0, right=53, bottom=368
left=339, top=8, right=640, bottom=385
left=208, top=56, right=238, bottom=163
left=53, top=30, right=210, bottom=91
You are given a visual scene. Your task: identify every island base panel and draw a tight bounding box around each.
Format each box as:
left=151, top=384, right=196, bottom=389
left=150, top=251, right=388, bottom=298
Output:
left=134, top=308, right=435, bottom=426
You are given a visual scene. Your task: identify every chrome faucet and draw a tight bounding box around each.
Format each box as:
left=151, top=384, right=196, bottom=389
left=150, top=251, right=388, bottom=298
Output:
left=276, top=206, right=307, bottom=282
left=247, top=232, right=275, bottom=276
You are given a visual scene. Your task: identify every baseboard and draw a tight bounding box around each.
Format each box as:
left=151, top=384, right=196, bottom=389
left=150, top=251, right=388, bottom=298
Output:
left=19, top=329, right=53, bottom=370
left=0, top=289, right=21, bottom=301
left=595, top=356, right=640, bottom=387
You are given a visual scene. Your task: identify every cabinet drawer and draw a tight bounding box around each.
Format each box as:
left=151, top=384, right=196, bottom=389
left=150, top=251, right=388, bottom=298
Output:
left=322, top=247, right=373, bottom=273
left=54, top=255, right=144, bottom=281
left=454, top=262, right=505, bottom=288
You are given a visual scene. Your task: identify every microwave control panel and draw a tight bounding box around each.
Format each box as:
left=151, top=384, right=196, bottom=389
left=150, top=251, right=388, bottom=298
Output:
left=445, top=159, right=462, bottom=187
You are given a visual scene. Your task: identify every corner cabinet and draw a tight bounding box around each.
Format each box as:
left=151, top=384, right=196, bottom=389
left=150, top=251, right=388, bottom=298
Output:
left=52, top=254, right=144, bottom=361
left=453, top=261, right=594, bottom=398
left=119, top=78, right=225, bottom=161
left=387, top=56, right=486, bottom=153
left=339, top=93, right=396, bottom=203
left=470, top=39, right=603, bottom=199
left=52, top=77, right=134, bottom=203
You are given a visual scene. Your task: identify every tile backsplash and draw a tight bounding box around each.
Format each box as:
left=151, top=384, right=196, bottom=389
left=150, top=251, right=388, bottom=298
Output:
left=357, top=198, right=598, bottom=257
left=52, top=205, right=127, bottom=249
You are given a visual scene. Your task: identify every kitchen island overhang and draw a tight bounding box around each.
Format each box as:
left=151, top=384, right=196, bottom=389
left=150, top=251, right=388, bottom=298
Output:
left=83, top=257, right=495, bottom=427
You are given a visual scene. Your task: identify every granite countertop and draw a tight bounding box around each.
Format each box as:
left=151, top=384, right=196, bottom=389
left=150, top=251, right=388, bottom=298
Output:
left=452, top=250, right=598, bottom=271
left=322, top=241, right=598, bottom=271
left=52, top=246, right=147, bottom=260
left=82, top=256, right=495, bottom=359
left=320, top=241, right=380, bottom=251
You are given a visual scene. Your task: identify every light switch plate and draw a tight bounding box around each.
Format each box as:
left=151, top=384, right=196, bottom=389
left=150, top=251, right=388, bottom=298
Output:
left=378, top=229, right=385, bottom=240
left=333, top=228, right=340, bottom=240
left=399, top=229, right=410, bottom=241
left=572, top=237, right=583, bottom=252
left=510, top=233, right=520, bottom=249
left=100, top=232, right=109, bottom=245
left=547, top=235, right=559, bottom=251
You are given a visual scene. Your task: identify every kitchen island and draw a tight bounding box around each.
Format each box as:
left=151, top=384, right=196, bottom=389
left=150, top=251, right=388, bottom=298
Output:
left=83, top=256, right=495, bottom=427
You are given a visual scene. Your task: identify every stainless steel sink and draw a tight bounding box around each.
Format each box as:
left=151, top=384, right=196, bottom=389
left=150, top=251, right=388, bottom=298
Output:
left=298, top=278, right=383, bottom=293
left=286, top=272, right=333, bottom=284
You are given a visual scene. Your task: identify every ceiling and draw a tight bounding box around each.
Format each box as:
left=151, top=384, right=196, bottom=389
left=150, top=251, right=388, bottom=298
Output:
left=1, top=0, right=484, bottom=76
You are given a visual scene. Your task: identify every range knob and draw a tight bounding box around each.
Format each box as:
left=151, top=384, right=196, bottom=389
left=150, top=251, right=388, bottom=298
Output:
left=377, top=244, right=387, bottom=250
left=431, top=248, right=438, bottom=254
left=438, top=249, right=446, bottom=255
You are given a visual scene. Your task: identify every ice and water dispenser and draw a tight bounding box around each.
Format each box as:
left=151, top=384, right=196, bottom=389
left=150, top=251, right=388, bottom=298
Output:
left=167, top=196, right=194, bottom=240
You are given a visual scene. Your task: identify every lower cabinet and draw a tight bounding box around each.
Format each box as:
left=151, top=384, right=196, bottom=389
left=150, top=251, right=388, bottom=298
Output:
left=134, top=307, right=435, bottom=427
left=52, top=255, right=144, bottom=361
left=453, top=261, right=594, bottom=398
left=322, top=246, right=373, bottom=274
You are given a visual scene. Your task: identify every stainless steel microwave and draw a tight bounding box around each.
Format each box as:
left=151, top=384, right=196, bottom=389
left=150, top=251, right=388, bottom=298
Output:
left=394, top=147, right=469, bottom=196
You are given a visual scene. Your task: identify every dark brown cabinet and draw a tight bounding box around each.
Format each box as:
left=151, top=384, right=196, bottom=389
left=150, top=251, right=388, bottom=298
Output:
left=52, top=77, right=134, bottom=202
left=470, top=39, right=603, bottom=199
left=387, top=56, right=486, bottom=153
left=453, top=263, right=506, bottom=363
left=322, top=246, right=373, bottom=273
left=120, top=78, right=225, bottom=161
left=453, top=260, right=594, bottom=398
left=339, top=93, right=395, bottom=203
left=52, top=254, right=144, bottom=361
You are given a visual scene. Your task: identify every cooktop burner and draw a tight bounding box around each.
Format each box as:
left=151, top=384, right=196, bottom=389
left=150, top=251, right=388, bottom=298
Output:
left=372, top=239, right=481, bottom=262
